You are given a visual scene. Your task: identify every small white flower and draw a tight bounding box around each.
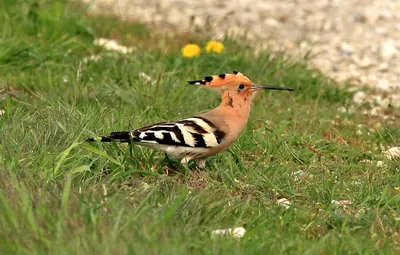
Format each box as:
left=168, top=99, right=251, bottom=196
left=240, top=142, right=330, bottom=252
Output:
left=94, top=38, right=134, bottom=54
left=277, top=198, right=291, bottom=209
left=337, top=106, right=347, bottom=113
left=83, top=55, right=101, bottom=63
left=211, top=227, right=246, bottom=239
left=385, top=147, right=400, bottom=160
left=360, top=159, right=387, bottom=168
left=353, top=91, right=366, bottom=104
left=139, top=182, right=151, bottom=192
left=139, top=72, right=156, bottom=85
left=293, top=170, right=307, bottom=181
left=331, top=200, right=352, bottom=208
left=375, top=161, right=386, bottom=167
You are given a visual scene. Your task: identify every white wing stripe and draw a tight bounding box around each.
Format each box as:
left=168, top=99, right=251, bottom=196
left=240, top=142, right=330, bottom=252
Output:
left=177, top=124, right=195, bottom=147
left=170, top=132, right=181, bottom=143
left=154, top=131, right=164, bottom=139
left=203, top=133, right=219, bottom=147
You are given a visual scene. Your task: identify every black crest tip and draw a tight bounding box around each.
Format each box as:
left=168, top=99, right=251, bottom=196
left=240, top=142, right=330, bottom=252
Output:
left=187, top=80, right=206, bottom=85
left=218, top=74, right=226, bottom=79
left=233, top=70, right=239, bottom=74
left=204, top=76, right=213, bottom=82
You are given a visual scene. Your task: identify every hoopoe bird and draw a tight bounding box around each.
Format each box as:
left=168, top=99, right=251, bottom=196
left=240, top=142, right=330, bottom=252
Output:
left=88, top=71, right=293, bottom=168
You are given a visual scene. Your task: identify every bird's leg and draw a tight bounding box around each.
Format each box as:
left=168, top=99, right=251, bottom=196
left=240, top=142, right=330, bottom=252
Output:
left=180, top=156, right=194, bottom=174
left=152, top=153, right=179, bottom=175
left=129, top=144, right=133, bottom=158
left=127, top=140, right=134, bottom=158
left=164, top=153, right=172, bottom=161
left=162, top=153, right=176, bottom=168
left=180, top=157, right=190, bottom=168
left=194, top=159, right=207, bottom=169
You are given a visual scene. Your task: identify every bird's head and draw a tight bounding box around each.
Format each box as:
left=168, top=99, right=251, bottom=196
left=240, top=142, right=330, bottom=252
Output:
left=187, top=71, right=294, bottom=95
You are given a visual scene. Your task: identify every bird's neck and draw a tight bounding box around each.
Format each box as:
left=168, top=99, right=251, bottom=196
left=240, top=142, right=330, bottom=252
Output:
left=216, top=90, right=253, bottom=130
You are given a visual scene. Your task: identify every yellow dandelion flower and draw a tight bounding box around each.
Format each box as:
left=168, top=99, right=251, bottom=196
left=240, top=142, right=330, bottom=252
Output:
left=181, top=44, right=201, bottom=58
left=206, top=41, right=224, bottom=53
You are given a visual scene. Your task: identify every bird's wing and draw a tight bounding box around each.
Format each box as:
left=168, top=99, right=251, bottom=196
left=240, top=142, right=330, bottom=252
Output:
left=130, top=116, right=226, bottom=148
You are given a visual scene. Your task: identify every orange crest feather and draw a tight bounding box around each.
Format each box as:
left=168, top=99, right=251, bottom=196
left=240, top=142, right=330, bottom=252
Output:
left=187, top=71, right=252, bottom=87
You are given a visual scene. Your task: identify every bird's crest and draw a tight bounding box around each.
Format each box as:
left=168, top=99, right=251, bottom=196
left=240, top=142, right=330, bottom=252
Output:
left=187, top=71, right=252, bottom=87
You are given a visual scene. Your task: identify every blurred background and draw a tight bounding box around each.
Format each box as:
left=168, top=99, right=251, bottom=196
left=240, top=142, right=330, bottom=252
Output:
left=84, top=0, right=400, bottom=102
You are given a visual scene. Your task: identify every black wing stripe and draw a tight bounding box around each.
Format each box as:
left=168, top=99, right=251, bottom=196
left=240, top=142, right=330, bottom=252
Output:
left=159, top=132, right=180, bottom=146
left=172, top=126, right=185, bottom=145
left=177, top=120, right=208, bottom=134
left=138, top=124, right=175, bottom=132
left=140, top=126, right=176, bottom=132
left=213, top=130, right=226, bottom=144
left=141, top=132, right=156, bottom=141
left=191, top=133, right=207, bottom=148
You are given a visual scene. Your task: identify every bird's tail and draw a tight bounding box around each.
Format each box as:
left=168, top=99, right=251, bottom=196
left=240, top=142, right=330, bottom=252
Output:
left=86, top=131, right=132, bottom=143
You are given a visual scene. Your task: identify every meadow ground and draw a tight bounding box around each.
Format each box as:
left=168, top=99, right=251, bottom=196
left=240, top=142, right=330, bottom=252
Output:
left=0, top=1, right=399, bottom=254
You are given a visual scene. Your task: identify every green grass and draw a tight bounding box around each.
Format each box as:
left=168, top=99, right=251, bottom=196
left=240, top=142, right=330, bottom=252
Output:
left=1, top=0, right=399, bottom=254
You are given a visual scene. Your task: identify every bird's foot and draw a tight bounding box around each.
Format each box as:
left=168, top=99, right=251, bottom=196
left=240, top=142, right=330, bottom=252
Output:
left=180, top=157, right=207, bottom=172
left=193, top=159, right=206, bottom=170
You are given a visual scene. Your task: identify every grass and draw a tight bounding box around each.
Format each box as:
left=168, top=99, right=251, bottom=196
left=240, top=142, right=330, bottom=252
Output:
left=0, top=0, right=399, bottom=254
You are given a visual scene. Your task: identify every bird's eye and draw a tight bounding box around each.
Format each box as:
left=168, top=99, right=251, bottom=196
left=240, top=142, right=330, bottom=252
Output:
left=238, top=84, right=245, bottom=90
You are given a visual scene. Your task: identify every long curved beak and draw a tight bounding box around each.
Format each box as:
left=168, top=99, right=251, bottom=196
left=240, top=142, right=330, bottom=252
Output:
left=251, top=84, right=294, bottom=91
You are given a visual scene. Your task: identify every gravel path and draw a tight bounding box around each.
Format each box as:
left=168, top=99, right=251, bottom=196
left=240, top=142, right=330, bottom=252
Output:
left=83, top=0, right=400, bottom=108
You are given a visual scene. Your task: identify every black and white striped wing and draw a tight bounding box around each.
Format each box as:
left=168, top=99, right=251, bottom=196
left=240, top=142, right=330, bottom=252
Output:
left=130, top=116, right=225, bottom=148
